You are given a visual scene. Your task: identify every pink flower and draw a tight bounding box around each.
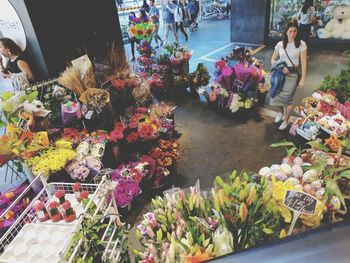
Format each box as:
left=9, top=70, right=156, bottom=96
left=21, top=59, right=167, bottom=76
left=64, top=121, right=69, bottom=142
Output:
left=114, top=122, right=125, bottom=132
left=145, top=212, right=158, bottom=228
left=139, top=124, right=154, bottom=139
left=109, top=129, right=124, bottom=142
left=126, top=132, right=139, bottom=143
left=209, top=92, right=217, bottom=102
left=146, top=226, right=155, bottom=239
left=128, top=119, right=138, bottom=129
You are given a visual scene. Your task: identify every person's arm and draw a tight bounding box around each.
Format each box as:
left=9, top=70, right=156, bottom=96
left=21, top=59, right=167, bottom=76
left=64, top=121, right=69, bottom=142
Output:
left=17, top=60, right=34, bottom=81
left=271, top=50, right=279, bottom=65
left=0, top=57, right=4, bottom=72
left=298, top=48, right=307, bottom=88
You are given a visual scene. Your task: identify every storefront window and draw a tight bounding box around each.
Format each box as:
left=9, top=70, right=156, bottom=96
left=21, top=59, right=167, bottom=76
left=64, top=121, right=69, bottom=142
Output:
left=269, top=0, right=350, bottom=39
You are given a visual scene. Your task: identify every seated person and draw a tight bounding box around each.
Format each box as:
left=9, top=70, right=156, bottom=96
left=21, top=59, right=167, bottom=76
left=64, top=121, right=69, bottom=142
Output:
left=0, top=38, right=34, bottom=81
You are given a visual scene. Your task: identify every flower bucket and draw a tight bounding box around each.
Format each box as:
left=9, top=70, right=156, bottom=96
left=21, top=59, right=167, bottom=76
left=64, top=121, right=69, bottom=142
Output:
left=61, top=101, right=81, bottom=126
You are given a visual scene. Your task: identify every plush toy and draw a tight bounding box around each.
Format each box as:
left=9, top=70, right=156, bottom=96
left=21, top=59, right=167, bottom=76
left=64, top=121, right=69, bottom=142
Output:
left=318, top=4, right=350, bottom=39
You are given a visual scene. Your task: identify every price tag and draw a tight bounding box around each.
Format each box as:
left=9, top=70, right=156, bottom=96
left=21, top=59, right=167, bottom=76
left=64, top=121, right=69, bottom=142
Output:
left=283, top=190, right=317, bottom=215
left=37, top=211, right=45, bottom=219
left=163, top=187, right=180, bottom=196
left=283, top=190, right=317, bottom=235
left=159, top=127, right=168, bottom=133
left=17, top=117, right=30, bottom=131
left=233, top=79, right=244, bottom=91
left=96, top=105, right=103, bottom=114
left=85, top=110, right=93, bottom=120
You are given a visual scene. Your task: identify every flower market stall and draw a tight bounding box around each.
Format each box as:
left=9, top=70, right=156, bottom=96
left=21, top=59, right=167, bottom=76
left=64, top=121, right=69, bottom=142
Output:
left=133, top=139, right=350, bottom=263
left=291, top=89, right=350, bottom=141
left=199, top=47, right=270, bottom=114
left=0, top=37, right=184, bottom=261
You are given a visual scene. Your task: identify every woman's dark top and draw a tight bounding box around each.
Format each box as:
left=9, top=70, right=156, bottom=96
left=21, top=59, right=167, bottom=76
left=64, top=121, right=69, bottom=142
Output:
left=5, top=55, right=27, bottom=74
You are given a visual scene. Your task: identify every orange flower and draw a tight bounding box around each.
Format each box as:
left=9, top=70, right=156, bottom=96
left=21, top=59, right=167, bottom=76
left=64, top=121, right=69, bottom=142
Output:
left=130, top=26, right=137, bottom=36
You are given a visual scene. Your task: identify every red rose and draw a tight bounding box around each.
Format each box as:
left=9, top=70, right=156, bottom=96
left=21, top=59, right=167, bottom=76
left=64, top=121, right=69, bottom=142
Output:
left=133, top=170, right=143, bottom=183
left=49, top=201, right=60, bottom=209
left=139, top=124, right=154, bottom=139
left=80, top=191, right=89, bottom=200
left=126, top=132, right=139, bottom=143
left=109, top=129, right=124, bottom=142
left=114, top=121, right=125, bottom=132
left=73, top=182, right=81, bottom=192
left=55, top=190, right=66, bottom=199
left=128, top=119, right=138, bottom=129
left=62, top=200, right=72, bottom=210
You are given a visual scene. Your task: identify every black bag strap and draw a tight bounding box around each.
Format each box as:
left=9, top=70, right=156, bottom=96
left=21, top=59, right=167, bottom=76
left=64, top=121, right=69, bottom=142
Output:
left=284, top=48, right=297, bottom=70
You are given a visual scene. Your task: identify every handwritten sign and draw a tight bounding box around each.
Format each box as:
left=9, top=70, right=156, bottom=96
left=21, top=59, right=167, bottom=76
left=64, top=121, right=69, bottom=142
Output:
left=283, top=190, right=317, bottom=215
left=284, top=190, right=318, bottom=236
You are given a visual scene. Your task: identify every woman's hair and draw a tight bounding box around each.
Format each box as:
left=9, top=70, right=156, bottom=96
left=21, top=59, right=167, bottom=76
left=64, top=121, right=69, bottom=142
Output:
left=283, top=20, right=301, bottom=49
left=302, top=0, right=313, bottom=14
left=0, top=38, right=22, bottom=56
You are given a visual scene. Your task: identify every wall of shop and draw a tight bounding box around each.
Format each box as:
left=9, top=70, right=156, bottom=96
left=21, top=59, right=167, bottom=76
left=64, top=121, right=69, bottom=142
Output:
left=230, top=0, right=269, bottom=44
left=7, top=0, right=50, bottom=79
left=23, top=0, right=125, bottom=77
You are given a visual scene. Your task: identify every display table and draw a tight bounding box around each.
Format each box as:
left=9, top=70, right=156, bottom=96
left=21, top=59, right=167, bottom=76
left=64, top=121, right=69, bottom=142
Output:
left=212, top=220, right=350, bottom=263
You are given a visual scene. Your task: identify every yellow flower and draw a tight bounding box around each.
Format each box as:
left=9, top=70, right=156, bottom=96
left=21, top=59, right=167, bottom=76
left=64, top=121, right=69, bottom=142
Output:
left=300, top=201, right=324, bottom=228
left=270, top=175, right=295, bottom=223
left=279, top=229, right=287, bottom=238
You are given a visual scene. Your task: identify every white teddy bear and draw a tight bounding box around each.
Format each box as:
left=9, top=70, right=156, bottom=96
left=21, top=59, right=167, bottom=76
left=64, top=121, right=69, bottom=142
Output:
left=318, top=4, right=350, bottom=39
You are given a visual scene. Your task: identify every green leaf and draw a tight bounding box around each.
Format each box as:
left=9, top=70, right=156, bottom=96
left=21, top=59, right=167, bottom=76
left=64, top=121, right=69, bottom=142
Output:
left=27, top=91, right=38, bottom=102
left=215, top=176, right=225, bottom=187
left=156, top=229, right=163, bottom=242
left=338, top=170, right=350, bottom=180
left=202, top=238, right=210, bottom=248
left=10, top=117, right=19, bottom=124
left=223, top=184, right=231, bottom=195
left=307, top=141, right=330, bottom=152
left=0, top=120, right=5, bottom=128
left=271, top=141, right=296, bottom=148
left=1, top=92, right=14, bottom=101
left=325, top=179, right=346, bottom=208
left=262, top=228, right=274, bottom=235
left=286, top=147, right=297, bottom=157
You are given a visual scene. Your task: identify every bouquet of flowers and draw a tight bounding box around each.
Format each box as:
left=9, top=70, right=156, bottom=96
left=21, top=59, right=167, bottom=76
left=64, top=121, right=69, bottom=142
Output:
left=112, top=176, right=141, bottom=208
left=0, top=124, right=50, bottom=165
left=134, top=185, right=233, bottom=262
left=190, top=63, right=210, bottom=88
left=26, top=139, right=76, bottom=176
left=122, top=111, right=162, bottom=143
left=164, top=44, right=192, bottom=65
left=79, top=88, right=110, bottom=119
left=148, top=140, right=182, bottom=168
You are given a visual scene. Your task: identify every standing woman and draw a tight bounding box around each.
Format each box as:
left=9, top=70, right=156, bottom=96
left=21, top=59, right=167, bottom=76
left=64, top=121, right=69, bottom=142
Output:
left=270, top=20, right=307, bottom=130
left=0, top=38, right=34, bottom=81
left=149, top=0, right=163, bottom=48
left=175, top=0, right=189, bottom=41
left=127, top=12, right=140, bottom=62
left=298, top=0, right=315, bottom=45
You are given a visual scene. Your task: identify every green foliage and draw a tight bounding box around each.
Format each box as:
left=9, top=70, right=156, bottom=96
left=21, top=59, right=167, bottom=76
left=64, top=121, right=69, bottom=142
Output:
left=319, top=50, right=350, bottom=103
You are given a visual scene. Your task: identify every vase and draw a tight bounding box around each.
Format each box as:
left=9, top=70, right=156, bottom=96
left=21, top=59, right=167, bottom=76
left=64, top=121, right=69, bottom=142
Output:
left=257, top=91, right=268, bottom=107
